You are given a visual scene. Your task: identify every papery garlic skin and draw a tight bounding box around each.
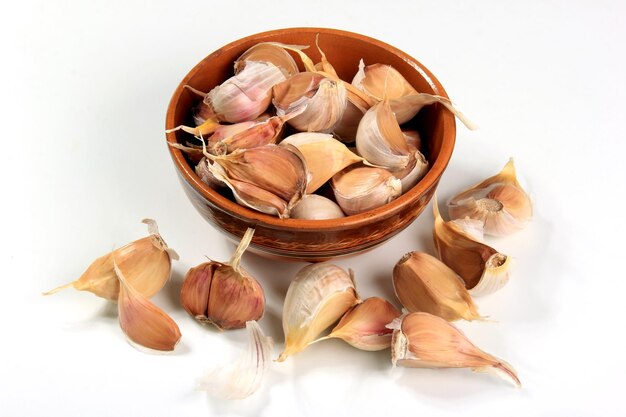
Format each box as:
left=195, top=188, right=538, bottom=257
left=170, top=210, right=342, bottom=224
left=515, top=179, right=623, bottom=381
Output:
left=352, top=60, right=417, bottom=101
left=235, top=42, right=300, bottom=77
left=278, top=263, right=360, bottom=361
left=290, top=194, right=345, bottom=220
left=198, top=321, right=273, bottom=400
left=448, top=159, right=532, bottom=236
left=393, top=252, right=482, bottom=321
left=322, top=297, right=401, bottom=351
left=392, top=147, right=428, bottom=194
left=331, top=166, right=402, bottom=215
left=433, top=199, right=512, bottom=296
left=389, top=312, right=521, bottom=387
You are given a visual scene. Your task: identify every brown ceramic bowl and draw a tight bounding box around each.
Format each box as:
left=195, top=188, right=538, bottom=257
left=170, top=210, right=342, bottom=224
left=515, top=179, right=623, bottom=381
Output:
left=166, top=28, right=456, bottom=262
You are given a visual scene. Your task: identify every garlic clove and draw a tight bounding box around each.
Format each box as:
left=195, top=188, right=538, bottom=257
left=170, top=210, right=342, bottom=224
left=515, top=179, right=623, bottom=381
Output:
left=198, top=320, right=273, bottom=400
left=390, top=93, right=478, bottom=129
left=195, top=157, right=227, bottom=190
left=180, top=228, right=265, bottom=330
left=290, top=194, right=345, bottom=220
left=356, top=99, right=411, bottom=170
left=352, top=60, right=417, bottom=101
left=205, top=61, right=286, bottom=123
left=433, top=198, right=512, bottom=296
left=208, top=116, right=287, bottom=156
left=320, top=297, right=401, bottom=351
left=44, top=219, right=176, bottom=301
left=392, top=252, right=483, bottom=321
left=447, top=159, right=532, bottom=236
left=389, top=312, right=521, bottom=387
left=402, top=129, right=422, bottom=151
left=281, top=132, right=365, bottom=193
left=115, top=259, right=181, bottom=352
left=224, top=177, right=290, bottom=218
left=391, top=146, right=428, bottom=194
left=332, top=94, right=366, bottom=142
left=331, top=166, right=402, bottom=215
left=278, top=263, right=361, bottom=361
left=166, top=117, right=220, bottom=137
left=235, top=42, right=300, bottom=77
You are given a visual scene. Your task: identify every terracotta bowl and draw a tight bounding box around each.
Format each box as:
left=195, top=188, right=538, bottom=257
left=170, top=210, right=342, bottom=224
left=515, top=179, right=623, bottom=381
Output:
left=166, top=28, right=456, bottom=262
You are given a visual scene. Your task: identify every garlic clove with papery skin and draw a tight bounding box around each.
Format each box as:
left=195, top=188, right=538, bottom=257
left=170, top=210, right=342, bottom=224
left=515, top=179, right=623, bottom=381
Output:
left=352, top=60, right=417, bottom=101
left=290, top=194, right=345, bottom=220
left=389, top=312, right=521, bottom=387
left=447, top=159, right=532, bottom=236
left=235, top=42, right=300, bottom=77
left=278, top=263, right=361, bottom=361
left=331, top=166, right=402, bottom=215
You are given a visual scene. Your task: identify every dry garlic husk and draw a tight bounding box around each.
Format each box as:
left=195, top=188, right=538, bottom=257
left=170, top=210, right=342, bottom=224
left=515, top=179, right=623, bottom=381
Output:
left=44, top=219, right=178, bottom=301
left=389, top=312, right=521, bottom=387
left=208, top=116, right=287, bottom=156
left=331, top=166, right=402, bottom=215
left=447, top=159, right=532, bottom=236
left=278, top=263, right=361, bottom=361
left=390, top=93, right=477, bottom=129
left=196, top=157, right=226, bottom=190
left=281, top=132, right=365, bottom=193
left=319, top=297, right=401, bottom=351
left=273, top=72, right=348, bottom=132
left=180, top=228, right=264, bottom=330
left=392, top=252, right=482, bottom=321
left=114, top=259, right=181, bottom=352
left=392, top=146, right=429, bottom=194
left=198, top=320, right=273, bottom=400
left=234, top=42, right=300, bottom=77
left=206, top=144, right=308, bottom=218
left=205, top=61, right=286, bottom=123
left=352, top=60, right=417, bottom=101
left=356, top=99, right=411, bottom=170
left=290, top=194, right=345, bottom=220
left=433, top=199, right=512, bottom=296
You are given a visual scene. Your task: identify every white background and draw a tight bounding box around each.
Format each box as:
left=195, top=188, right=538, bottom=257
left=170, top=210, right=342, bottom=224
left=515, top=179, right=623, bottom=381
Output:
left=2, top=1, right=625, bottom=416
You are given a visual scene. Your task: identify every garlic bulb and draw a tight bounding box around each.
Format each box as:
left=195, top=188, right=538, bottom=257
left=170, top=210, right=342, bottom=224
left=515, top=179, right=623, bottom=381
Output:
left=273, top=72, right=348, bottom=132
left=44, top=219, right=178, bottom=301
left=331, top=166, right=402, bottom=215
left=235, top=42, right=300, bottom=77
left=319, top=297, right=401, bottom=351
left=114, top=259, right=181, bottom=352
left=278, top=263, right=361, bottom=361
left=290, top=194, right=345, bottom=220
left=198, top=321, right=273, bottom=399
left=389, top=312, right=521, bottom=387
left=180, top=228, right=265, bottom=330
left=392, top=252, right=482, bottom=321
left=433, top=199, right=512, bottom=296
left=356, top=99, right=411, bottom=170
left=447, top=159, right=532, bottom=236
left=280, top=132, right=365, bottom=193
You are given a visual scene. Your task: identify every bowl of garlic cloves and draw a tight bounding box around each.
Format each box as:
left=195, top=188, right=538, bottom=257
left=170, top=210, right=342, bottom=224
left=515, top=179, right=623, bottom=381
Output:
left=166, top=28, right=470, bottom=261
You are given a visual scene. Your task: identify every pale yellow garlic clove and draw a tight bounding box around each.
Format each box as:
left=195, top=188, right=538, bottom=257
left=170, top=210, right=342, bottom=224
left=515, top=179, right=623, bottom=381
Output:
left=356, top=99, right=411, bottom=170
left=447, top=159, right=532, bottom=236
left=235, top=42, right=300, bottom=77
left=320, top=297, right=401, bottom=351
left=433, top=198, right=512, bottom=296
left=280, top=132, right=365, bottom=193
left=352, top=60, right=417, bottom=101
left=114, top=259, right=181, bottom=352
left=331, top=166, right=402, bottom=215
left=44, top=219, right=177, bottom=301
left=180, top=228, right=265, bottom=330
left=278, top=263, right=361, bottom=361
left=290, top=194, right=345, bottom=220
left=392, top=252, right=482, bottom=321
left=198, top=320, right=273, bottom=399
left=389, top=312, right=521, bottom=387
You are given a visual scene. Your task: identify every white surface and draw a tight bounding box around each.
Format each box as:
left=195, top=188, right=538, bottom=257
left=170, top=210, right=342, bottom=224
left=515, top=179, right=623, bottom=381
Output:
left=3, top=1, right=625, bottom=416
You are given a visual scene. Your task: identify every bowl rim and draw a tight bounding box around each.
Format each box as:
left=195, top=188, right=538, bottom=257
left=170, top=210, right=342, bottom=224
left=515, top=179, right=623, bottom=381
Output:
left=166, top=27, right=456, bottom=231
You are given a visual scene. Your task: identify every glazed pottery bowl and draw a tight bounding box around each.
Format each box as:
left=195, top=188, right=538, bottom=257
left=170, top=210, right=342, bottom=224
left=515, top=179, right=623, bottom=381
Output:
left=166, top=27, right=456, bottom=261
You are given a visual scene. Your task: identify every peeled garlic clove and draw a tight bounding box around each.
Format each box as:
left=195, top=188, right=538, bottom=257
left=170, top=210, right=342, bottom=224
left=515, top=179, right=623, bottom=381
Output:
left=198, top=320, right=273, bottom=400
left=389, top=312, right=521, bottom=387
left=433, top=199, right=512, bottom=296
left=356, top=99, right=411, bottom=170
left=235, top=42, right=300, bottom=77
left=352, top=60, right=417, bottom=101
left=290, top=194, right=345, bottom=220
left=273, top=72, right=348, bottom=133
left=390, top=93, right=478, bottom=129
left=392, top=147, right=428, bottom=194
left=166, top=116, right=220, bottom=137
left=278, top=263, right=360, bottom=361
left=281, top=132, right=365, bottom=193
left=321, top=297, right=401, bottom=351
left=209, top=116, right=286, bottom=155
left=447, top=159, right=532, bottom=236
left=331, top=166, right=402, bottom=215
left=180, top=228, right=265, bottom=330
left=115, top=260, right=181, bottom=352
left=44, top=219, right=177, bottom=301
left=392, top=252, right=482, bottom=321
left=205, top=61, right=286, bottom=123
